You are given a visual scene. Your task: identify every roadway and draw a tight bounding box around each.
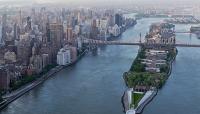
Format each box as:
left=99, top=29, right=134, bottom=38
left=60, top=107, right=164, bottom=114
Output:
left=82, top=39, right=200, bottom=48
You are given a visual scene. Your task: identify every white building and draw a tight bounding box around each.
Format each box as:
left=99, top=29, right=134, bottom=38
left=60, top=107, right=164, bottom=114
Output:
left=77, top=37, right=82, bottom=49
left=99, top=18, right=108, bottom=30
left=99, top=29, right=107, bottom=41
left=57, top=48, right=71, bottom=65
left=112, top=24, right=121, bottom=37
left=75, top=25, right=80, bottom=34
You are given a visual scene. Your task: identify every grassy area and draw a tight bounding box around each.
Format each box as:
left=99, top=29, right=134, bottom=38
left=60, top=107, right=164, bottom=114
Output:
left=131, top=92, right=144, bottom=108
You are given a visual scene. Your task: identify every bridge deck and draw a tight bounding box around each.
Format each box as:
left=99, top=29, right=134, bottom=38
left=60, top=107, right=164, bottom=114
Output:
left=82, top=38, right=200, bottom=48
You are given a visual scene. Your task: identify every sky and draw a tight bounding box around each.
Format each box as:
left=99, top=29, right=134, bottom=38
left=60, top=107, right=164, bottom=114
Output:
left=0, top=0, right=200, bottom=6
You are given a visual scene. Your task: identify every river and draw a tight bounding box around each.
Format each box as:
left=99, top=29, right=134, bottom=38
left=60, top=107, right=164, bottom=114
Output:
left=143, top=24, right=200, bottom=114
left=1, top=15, right=200, bottom=114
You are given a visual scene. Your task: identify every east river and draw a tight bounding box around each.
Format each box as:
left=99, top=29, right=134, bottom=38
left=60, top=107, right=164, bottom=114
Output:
left=1, top=15, right=200, bottom=114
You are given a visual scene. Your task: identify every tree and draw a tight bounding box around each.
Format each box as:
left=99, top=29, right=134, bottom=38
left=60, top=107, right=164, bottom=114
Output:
left=160, top=65, right=168, bottom=73
left=132, top=63, right=145, bottom=72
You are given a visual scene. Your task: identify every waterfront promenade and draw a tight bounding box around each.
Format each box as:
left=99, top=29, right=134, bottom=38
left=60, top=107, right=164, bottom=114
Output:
left=0, top=50, right=87, bottom=110
left=0, top=66, right=64, bottom=109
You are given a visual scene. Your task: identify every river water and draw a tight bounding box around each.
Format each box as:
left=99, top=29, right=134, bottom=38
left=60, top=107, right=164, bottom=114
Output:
left=1, top=15, right=200, bottom=114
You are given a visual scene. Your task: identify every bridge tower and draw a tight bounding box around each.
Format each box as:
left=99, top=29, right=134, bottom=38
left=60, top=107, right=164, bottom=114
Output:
left=138, top=32, right=142, bottom=52
left=139, top=32, right=142, bottom=44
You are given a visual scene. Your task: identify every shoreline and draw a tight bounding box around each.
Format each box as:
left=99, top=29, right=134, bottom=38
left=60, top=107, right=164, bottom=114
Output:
left=0, top=50, right=87, bottom=110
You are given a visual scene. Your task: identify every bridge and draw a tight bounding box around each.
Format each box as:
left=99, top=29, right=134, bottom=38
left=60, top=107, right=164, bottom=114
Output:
left=82, top=38, right=200, bottom=48
left=175, top=31, right=191, bottom=34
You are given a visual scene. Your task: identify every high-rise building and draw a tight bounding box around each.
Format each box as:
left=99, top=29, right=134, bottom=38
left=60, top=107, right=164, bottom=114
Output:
left=69, top=46, right=77, bottom=62
left=100, top=18, right=108, bottom=29
left=115, top=14, right=123, bottom=27
left=25, top=16, right=32, bottom=32
left=108, top=15, right=115, bottom=26
left=17, top=39, right=31, bottom=66
left=90, top=19, right=98, bottom=39
left=46, top=23, right=64, bottom=63
left=46, top=23, right=63, bottom=49
left=77, top=11, right=81, bottom=24
left=2, top=14, right=7, bottom=43
left=14, top=23, right=20, bottom=40
left=19, top=10, right=22, bottom=26
left=66, top=26, right=73, bottom=42
left=57, top=47, right=71, bottom=65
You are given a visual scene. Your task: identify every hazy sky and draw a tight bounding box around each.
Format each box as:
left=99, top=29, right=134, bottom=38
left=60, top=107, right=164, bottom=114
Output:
left=0, top=0, right=200, bottom=6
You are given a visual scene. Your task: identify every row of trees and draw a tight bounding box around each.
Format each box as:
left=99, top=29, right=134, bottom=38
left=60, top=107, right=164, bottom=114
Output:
left=167, top=48, right=177, bottom=61
left=10, top=75, right=36, bottom=91
left=130, top=48, right=146, bottom=72
left=10, top=64, right=57, bottom=91
left=126, top=72, right=166, bottom=88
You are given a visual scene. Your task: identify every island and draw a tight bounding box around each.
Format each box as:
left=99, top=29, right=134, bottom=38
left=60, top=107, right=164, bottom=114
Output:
left=123, top=22, right=178, bottom=114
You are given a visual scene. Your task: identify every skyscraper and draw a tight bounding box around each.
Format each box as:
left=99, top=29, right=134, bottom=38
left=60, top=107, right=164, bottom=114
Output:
left=46, top=23, right=64, bottom=63
left=47, top=23, right=63, bottom=49
left=115, top=14, right=123, bottom=27
left=2, top=14, right=7, bottom=43
left=66, top=26, right=73, bottom=43
left=25, top=16, right=32, bottom=32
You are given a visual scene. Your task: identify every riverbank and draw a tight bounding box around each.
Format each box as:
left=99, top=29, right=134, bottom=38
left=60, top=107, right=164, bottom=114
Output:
left=0, top=50, right=87, bottom=110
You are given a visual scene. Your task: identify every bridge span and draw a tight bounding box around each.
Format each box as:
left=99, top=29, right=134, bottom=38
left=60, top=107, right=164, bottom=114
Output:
left=82, top=39, right=200, bottom=48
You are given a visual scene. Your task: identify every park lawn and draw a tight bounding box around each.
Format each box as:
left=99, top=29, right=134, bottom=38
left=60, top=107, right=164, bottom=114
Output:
left=131, top=92, right=144, bottom=108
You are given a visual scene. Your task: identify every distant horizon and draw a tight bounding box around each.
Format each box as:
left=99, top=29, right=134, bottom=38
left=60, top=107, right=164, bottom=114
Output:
left=0, top=0, right=200, bottom=7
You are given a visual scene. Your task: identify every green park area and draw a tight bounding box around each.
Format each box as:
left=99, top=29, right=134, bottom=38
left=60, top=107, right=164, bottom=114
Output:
left=126, top=72, right=166, bottom=89
left=131, top=92, right=144, bottom=108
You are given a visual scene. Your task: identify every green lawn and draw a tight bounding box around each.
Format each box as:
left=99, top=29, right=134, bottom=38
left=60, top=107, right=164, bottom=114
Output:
left=131, top=92, right=144, bottom=108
